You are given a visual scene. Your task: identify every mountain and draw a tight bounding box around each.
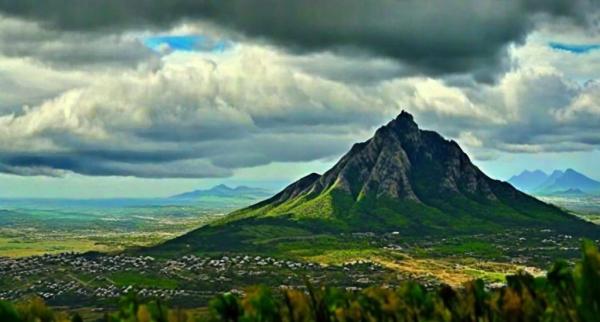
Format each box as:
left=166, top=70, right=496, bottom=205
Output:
left=224, top=111, right=583, bottom=230
left=170, top=184, right=271, bottom=200
left=509, top=169, right=600, bottom=195
left=149, top=112, right=597, bottom=255
left=548, top=188, right=587, bottom=197
left=508, top=170, right=549, bottom=192
left=536, top=169, right=600, bottom=195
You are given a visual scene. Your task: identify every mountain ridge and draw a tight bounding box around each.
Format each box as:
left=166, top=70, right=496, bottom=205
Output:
left=508, top=170, right=549, bottom=192
left=509, top=168, right=600, bottom=195
left=170, top=184, right=271, bottom=200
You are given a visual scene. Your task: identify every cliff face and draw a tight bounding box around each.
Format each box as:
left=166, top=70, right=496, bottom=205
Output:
left=254, top=111, right=499, bottom=209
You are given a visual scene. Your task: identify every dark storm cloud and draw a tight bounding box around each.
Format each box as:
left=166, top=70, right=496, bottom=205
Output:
left=0, top=16, right=155, bottom=68
left=0, top=130, right=355, bottom=178
left=0, top=153, right=233, bottom=178
left=0, top=0, right=596, bottom=79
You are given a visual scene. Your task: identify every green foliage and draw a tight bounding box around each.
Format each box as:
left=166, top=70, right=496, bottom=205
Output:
left=209, top=292, right=243, bottom=322
left=4, top=241, right=600, bottom=321
left=0, top=297, right=71, bottom=322
left=104, top=293, right=190, bottom=322
left=202, top=241, right=599, bottom=322
left=0, top=300, right=20, bottom=322
left=575, top=240, right=600, bottom=321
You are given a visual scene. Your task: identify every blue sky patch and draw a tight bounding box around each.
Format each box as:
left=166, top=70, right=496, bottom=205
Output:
left=549, top=42, right=600, bottom=54
left=143, top=35, right=231, bottom=54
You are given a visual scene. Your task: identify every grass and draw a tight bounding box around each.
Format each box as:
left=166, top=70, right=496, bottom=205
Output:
left=462, top=267, right=509, bottom=283
left=0, top=237, right=111, bottom=257
left=433, top=240, right=503, bottom=258
left=0, top=205, right=225, bottom=257
left=223, top=182, right=598, bottom=239
left=303, top=248, right=382, bottom=265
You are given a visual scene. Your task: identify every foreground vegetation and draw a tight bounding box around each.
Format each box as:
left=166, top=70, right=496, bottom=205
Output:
left=1, top=241, right=599, bottom=322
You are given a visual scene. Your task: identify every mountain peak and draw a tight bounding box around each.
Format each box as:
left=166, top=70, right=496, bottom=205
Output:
left=389, top=110, right=419, bottom=133
left=516, top=169, right=548, bottom=177
left=564, top=168, right=578, bottom=175
left=396, top=110, right=415, bottom=122
left=522, top=169, right=546, bottom=175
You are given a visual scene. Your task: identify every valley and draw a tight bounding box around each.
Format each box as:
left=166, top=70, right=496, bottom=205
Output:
left=538, top=194, right=600, bottom=224
left=0, top=193, right=263, bottom=257
left=1, top=190, right=596, bottom=312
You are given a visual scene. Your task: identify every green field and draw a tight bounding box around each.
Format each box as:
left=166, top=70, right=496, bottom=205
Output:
left=0, top=199, right=250, bottom=257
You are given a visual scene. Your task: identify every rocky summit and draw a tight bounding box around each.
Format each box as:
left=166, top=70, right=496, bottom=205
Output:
left=258, top=111, right=497, bottom=205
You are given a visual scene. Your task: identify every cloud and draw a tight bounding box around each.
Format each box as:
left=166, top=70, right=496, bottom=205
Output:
left=0, top=45, right=396, bottom=177
left=457, top=132, right=483, bottom=148
left=0, top=0, right=597, bottom=81
left=554, top=80, right=600, bottom=125
left=0, top=15, right=157, bottom=69
left=444, top=66, right=600, bottom=155
left=0, top=164, right=68, bottom=177
left=0, top=8, right=599, bottom=179
left=0, top=56, right=89, bottom=112
left=2, top=35, right=600, bottom=178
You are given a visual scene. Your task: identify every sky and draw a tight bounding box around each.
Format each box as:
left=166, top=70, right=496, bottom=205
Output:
left=0, top=0, right=599, bottom=198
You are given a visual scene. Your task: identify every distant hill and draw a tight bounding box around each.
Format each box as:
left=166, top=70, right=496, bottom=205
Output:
left=508, top=170, right=549, bottom=192
left=537, top=169, right=600, bottom=195
left=548, top=188, right=587, bottom=197
left=148, top=112, right=597, bottom=256
left=170, top=184, right=272, bottom=200
left=509, top=169, right=600, bottom=195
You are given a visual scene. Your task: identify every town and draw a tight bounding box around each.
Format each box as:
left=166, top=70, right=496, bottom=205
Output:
left=0, top=250, right=400, bottom=309
left=1, top=227, right=590, bottom=311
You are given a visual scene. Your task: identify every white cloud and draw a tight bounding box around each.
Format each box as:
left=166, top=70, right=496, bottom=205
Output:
left=458, top=131, right=483, bottom=148
left=0, top=44, right=401, bottom=177
left=0, top=56, right=89, bottom=111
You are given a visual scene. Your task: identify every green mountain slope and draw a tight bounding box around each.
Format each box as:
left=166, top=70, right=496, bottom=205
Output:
left=148, top=112, right=598, bottom=256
